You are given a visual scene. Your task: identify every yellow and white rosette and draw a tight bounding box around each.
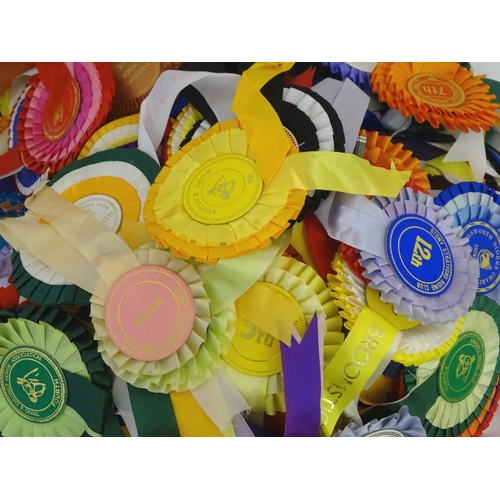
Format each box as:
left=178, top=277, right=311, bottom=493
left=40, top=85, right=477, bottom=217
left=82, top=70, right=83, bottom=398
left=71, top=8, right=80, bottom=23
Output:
left=221, top=256, right=343, bottom=417
left=328, top=252, right=463, bottom=366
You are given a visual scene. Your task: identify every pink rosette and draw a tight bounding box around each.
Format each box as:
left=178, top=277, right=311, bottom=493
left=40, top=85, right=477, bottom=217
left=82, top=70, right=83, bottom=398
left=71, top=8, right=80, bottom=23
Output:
left=359, top=188, right=479, bottom=325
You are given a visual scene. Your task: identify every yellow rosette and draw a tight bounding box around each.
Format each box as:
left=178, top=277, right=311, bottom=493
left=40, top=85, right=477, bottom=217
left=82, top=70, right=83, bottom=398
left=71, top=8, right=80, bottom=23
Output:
left=328, top=252, right=463, bottom=366
left=144, top=120, right=306, bottom=263
left=371, top=62, right=499, bottom=133
left=221, top=256, right=343, bottom=417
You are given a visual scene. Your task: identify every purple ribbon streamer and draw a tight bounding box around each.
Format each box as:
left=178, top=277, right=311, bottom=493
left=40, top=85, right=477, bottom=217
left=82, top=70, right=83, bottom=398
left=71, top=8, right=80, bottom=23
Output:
left=280, top=313, right=321, bottom=437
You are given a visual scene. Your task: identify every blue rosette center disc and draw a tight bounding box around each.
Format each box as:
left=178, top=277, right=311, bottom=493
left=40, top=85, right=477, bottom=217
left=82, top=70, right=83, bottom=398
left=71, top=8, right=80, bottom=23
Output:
left=386, top=214, right=454, bottom=296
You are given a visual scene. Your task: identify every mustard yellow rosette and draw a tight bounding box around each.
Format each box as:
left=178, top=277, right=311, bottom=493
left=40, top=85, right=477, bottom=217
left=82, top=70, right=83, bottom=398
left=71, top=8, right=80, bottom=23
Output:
left=328, top=252, right=463, bottom=366
left=144, top=120, right=306, bottom=263
left=371, top=62, right=499, bottom=133
left=90, top=242, right=236, bottom=393
left=221, top=256, right=343, bottom=417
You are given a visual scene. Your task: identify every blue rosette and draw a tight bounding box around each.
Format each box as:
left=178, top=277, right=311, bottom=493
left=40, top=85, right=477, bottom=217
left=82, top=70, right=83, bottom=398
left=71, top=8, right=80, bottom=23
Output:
left=358, top=188, right=479, bottom=325
left=335, top=406, right=427, bottom=437
left=435, top=182, right=500, bottom=302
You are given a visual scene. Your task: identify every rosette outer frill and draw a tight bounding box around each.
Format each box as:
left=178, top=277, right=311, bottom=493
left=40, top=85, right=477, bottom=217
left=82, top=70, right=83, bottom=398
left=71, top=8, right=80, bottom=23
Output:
left=434, top=182, right=500, bottom=303
left=0, top=305, right=120, bottom=437
left=335, top=406, right=426, bottom=437
left=361, top=295, right=500, bottom=437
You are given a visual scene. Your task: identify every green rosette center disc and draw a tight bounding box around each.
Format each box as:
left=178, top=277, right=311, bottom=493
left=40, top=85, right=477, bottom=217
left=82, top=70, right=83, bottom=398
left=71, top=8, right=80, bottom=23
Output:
left=0, top=346, right=67, bottom=423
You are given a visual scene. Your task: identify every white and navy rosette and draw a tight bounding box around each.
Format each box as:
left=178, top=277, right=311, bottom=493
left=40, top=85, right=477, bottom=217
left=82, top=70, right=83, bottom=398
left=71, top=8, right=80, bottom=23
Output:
left=359, top=188, right=479, bottom=325
left=434, top=182, right=500, bottom=302
left=335, top=406, right=426, bottom=437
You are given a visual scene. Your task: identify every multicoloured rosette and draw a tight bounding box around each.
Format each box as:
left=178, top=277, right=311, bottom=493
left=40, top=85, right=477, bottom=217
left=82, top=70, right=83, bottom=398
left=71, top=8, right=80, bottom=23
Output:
left=221, top=256, right=343, bottom=417
left=7, top=84, right=27, bottom=148
left=361, top=131, right=430, bottom=194
left=363, top=295, right=500, bottom=437
left=358, top=188, right=479, bottom=325
left=78, top=114, right=140, bottom=159
left=328, top=252, right=463, bottom=366
left=90, top=242, right=235, bottom=393
left=322, top=62, right=373, bottom=93
left=144, top=120, right=306, bottom=263
left=336, top=406, right=426, bottom=437
left=47, top=148, right=160, bottom=249
left=17, top=62, right=115, bottom=175
left=371, top=62, right=499, bottom=133
left=434, top=182, right=500, bottom=302
left=0, top=305, right=118, bottom=437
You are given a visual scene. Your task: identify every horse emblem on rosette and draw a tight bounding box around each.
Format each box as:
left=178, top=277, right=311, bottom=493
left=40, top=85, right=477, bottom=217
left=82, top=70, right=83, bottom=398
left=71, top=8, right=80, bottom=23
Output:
left=17, top=368, right=47, bottom=403
left=207, top=175, right=235, bottom=201
left=455, top=354, right=476, bottom=383
left=478, top=249, right=494, bottom=271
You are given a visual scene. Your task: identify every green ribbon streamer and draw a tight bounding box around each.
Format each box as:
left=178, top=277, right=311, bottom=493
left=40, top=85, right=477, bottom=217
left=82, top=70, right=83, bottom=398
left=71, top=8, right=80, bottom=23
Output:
left=127, top=383, right=180, bottom=437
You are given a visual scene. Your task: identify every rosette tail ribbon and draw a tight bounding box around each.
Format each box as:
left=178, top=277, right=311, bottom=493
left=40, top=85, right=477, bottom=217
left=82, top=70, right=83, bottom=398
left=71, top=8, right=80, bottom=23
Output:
left=280, top=313, right=323, bottom=436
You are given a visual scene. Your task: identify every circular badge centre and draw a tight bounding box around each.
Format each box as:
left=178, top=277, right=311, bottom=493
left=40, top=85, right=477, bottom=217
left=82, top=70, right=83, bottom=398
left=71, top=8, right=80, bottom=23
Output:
left=104, top=265, right=195, bottom=362
left=222, top=283, right=306, bottom=376
left=438, top=332, right=485, bottom=403
left=461, top=220, right=500, bottom=294
left=183, top=155, right=263, bottom=224
left=42, top=77, right=80, bottom=141
left=0, top=346, right=67, bottom=423
left=407, top=73, right=465, bottom=108
left=75, top=194, right=123, bottom=233
left=110, top=62, right=161, bottom=99
left=386, top=214, right=454, bottom=296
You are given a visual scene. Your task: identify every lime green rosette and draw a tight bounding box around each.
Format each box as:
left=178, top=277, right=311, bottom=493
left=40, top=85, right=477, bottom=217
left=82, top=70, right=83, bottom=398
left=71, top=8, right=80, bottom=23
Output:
left=0, top=306, right=119, bottom=437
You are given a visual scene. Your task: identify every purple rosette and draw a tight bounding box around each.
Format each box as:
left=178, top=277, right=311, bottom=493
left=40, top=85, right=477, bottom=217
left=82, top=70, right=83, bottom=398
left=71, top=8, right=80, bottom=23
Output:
left=359, top=188, right=479, bottom=325
left=0, top=243, right=12, bottom=287
left=322, top=62, right=372, bottom=93
left=335, top=406, right=426, bottom=437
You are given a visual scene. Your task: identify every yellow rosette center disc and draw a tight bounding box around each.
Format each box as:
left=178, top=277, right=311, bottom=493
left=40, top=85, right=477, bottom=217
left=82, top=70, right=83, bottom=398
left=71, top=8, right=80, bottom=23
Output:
left=407, top=73, right=465, bottom=108
left=182, top=154, right=263, bottom=224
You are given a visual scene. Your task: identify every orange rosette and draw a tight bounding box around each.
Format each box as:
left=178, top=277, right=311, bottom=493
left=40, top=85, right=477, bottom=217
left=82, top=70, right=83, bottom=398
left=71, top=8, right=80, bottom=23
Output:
left=144, top=120, right=306, bottom=264
left=361, top=130, right=430, bottom=194
left=371, top=62, right=499, bottom=133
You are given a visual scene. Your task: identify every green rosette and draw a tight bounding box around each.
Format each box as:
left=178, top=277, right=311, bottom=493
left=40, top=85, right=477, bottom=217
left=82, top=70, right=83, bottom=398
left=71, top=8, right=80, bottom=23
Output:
left=0, top=306, right=120, bottom=437
left=362, top=295, right=500, bottom=437
left=11, top=251, right=92, bottom=306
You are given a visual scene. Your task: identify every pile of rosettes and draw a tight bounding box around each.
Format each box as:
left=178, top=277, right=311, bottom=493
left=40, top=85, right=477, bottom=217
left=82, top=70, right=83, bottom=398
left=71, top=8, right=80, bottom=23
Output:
left=1, top=61, right=500, bottom=437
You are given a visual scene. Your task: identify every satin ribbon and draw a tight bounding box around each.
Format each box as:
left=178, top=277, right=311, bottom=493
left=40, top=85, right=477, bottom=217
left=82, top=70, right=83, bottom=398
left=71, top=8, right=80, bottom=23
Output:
left=281, top=314, right=322, bottom=436
left=319, top=192, right=390, bottom=259
left=235, top=282, right=304, bottom=346
left=231, top=62, right=294, bottom=186
left=320, top=307, right=400, bottom=436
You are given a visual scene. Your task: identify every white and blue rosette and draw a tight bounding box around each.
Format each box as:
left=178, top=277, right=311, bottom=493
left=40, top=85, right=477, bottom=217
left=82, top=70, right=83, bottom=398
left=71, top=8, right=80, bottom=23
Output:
left=434, top=182, right=500, bottom=303
left=335, top=406, right=427, bottom=437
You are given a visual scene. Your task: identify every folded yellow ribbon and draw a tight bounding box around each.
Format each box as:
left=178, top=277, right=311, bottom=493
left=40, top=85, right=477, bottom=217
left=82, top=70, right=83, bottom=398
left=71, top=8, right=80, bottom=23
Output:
left=231, top=62, right=294, bottom=187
